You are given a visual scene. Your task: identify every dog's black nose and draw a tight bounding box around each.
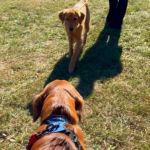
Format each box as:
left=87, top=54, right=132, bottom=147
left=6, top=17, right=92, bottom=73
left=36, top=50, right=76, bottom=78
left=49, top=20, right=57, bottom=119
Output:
left=69, top=27, right=73, bottom=31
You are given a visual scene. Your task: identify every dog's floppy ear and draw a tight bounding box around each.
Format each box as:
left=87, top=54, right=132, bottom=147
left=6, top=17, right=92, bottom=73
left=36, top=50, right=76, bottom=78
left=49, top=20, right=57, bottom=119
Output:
left=74, top=95, right=84, bottom=120
left=79, top=12, right=85, bottom=24
left=32, top=94, right=45, bottom=122
left=64, top=88, right=84, bottom=120
left=59, top=10, right=65, bottom=23
left=32, top=86, right=49, bottom=122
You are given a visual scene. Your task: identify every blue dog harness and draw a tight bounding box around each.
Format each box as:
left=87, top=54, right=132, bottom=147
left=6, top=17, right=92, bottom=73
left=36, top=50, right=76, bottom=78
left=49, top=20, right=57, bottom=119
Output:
left=44, top=115, right=68, bottom=133
left=27, top=115, right=82, bottom=150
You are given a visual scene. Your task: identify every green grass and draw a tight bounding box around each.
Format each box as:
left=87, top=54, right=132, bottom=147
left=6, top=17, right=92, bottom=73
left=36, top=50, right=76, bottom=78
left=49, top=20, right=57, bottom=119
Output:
left=0, top=0, right=150, bottom=149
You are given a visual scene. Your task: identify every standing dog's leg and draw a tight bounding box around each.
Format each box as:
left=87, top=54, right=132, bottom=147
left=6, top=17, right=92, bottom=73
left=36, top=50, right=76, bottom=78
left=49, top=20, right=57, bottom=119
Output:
left=83, top=32, right=87, bottom=45
left=68, top=36, right=73, bottom=58
left=85, top=5, right=90, bottom=33
left=69, top=39, right=82, bottom=73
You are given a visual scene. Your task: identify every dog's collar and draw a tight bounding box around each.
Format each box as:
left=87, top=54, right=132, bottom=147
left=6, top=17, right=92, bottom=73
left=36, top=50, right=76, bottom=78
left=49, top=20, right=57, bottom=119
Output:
left=45, top=115, right=68, bottom=124
left=27, top=115, right=82, bottom=150
left=43, top=115, right=69, bottom=132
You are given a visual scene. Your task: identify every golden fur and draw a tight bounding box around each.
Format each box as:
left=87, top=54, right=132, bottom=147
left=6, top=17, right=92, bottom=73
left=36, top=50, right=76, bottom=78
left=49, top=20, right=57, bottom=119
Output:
left=59, top=0, right=90, bottom=73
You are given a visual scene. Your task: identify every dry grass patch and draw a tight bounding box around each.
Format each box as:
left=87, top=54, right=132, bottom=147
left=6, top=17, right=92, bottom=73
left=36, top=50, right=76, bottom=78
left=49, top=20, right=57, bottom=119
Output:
left=0, top=0, right=150, bottom=149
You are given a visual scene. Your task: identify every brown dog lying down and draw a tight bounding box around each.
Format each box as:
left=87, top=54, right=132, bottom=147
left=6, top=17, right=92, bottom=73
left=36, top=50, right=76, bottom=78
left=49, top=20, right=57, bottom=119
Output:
left=59, top=0, right=90, bottom=73
left=27, top=80, right=85, bottom=150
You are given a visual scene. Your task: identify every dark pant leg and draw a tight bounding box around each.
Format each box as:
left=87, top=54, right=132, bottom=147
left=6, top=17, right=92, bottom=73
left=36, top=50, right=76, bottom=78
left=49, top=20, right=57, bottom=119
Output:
left=107, top=0, right=128, bottom=28
left=106, top=0, right=118, bottom=22
left=116, top=0, right=128, bottom=22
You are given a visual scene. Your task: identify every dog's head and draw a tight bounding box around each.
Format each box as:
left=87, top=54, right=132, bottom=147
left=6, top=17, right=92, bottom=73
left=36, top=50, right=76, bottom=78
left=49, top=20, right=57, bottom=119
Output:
left=32, top=80, right=84, bottom=124
left=59, top=9, right=85, bottom=32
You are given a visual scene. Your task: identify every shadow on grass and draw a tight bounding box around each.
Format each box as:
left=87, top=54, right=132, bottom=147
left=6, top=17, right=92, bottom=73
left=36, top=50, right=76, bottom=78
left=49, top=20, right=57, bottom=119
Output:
left=45, top=24, right=123, bottom=98
left=26, top=103, right=32, bottom=116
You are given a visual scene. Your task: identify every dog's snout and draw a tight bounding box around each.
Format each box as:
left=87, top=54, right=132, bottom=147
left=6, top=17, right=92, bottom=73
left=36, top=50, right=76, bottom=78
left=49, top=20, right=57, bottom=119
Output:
left=69, top=27, right=73, bottom=32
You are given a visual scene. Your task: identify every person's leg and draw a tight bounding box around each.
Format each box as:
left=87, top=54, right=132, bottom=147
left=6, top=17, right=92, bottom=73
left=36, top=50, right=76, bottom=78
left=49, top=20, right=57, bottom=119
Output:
left=116, top=0, right=128, bottom=24
left=111, top=0, right=128, bottom=28
left=106, top=0, right=118, bottom=23
left=107, top=0, right=128, bottom=29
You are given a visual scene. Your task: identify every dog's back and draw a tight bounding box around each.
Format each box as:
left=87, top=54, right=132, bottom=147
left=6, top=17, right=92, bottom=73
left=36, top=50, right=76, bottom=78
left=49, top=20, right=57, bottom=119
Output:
left=74, top=0, right=88, bottom=9
left=31, top=133, right=78, bottom=150
left=74, top=0, right=90, bottom=31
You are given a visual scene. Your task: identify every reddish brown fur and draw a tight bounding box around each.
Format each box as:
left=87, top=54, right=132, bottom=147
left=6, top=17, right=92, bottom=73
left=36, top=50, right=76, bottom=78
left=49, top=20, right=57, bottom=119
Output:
left=59, top=0, right=90, bottom=73
left=31, top=80, right=85, bottom=150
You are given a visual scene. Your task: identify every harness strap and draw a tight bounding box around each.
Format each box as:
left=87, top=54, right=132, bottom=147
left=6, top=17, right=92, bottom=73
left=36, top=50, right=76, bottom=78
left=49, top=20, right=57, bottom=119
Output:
left=27, top=115, right=82, bottom=150
left=64, top=128, right=82, bottom=150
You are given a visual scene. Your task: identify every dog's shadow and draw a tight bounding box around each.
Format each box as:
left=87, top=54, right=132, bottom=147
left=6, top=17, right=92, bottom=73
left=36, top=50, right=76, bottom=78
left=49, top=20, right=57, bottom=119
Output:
left=45, top=24, right=123, bottom=98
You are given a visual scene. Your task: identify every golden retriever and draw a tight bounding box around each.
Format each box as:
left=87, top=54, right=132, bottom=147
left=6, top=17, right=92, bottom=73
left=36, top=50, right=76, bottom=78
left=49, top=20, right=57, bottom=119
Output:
left=59, top=0, right=90, bottom=73
left=27, top=80, right=85, bottom=150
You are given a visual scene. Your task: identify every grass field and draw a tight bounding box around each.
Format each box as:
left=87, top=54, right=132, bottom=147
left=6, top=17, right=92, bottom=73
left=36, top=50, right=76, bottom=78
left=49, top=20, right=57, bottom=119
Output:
left=0, top=0, right=150, bottom=149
